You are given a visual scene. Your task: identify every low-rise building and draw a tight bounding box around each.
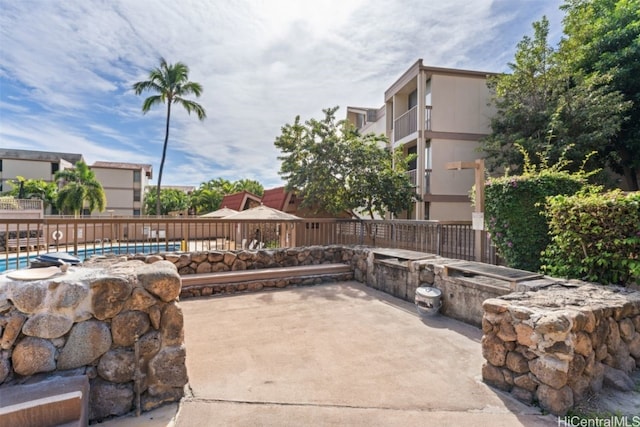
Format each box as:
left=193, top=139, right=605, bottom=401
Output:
left=0, top=149, right=153, bottom=216
left=347, top=59, right=496, bottom=221
left=0, top=149, right=83, bottom=214
left=90, top=162, right=152, bottom=216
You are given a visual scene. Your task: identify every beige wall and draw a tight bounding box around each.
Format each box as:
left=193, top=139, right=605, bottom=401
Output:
left=360, top=117, right=386, bottom=138
left=430, top=75, right=493, bottom=134
left=429, top=202, right=473, bottom=222
left=2, top=159, right=54, bottom=183
left=92, top=168, right=135, bottom=188
left=92, top=167, right=145, bottom=216
left=429, top=138, right=482, bottom=195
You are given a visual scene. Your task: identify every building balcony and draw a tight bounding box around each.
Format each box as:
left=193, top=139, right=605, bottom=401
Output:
left=407, top=169, right=432, bottom=194
left=394, top=106, right=432, bottom=141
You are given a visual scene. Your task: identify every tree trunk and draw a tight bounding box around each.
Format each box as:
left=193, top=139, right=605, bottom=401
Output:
left=156, top=102, right=172, bottom=216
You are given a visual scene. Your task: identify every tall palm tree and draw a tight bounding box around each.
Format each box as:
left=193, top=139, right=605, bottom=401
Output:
left=133, top=58, right=206, bottom=216
left=55, top=161, right=106, bottom=217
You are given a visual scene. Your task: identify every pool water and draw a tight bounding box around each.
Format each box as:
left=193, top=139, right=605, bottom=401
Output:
left=0, top=243, right=181, bottom=272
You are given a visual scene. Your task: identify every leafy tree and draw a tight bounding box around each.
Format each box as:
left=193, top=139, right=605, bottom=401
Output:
left=560, top=0, right=640, bottom=190
left=233, top=179, right=264, bottom=197
left=275, top=107, right=418, bottom=218
left=133, top=58, right=206, bottom=216
left=3, top=176, right=58, bottom=209
left=55, top=161, right=106, bottom=217
left=190, top=187, right=223, bottom=215
left=143, top=187, right=190, bottom=216
left=483, top=14, right=632, bottom=186
left=190, top=178, right=264, bottom=214
left=199, top=178, right=264, bottom=197
left=482, top=17, right=561, bottom=171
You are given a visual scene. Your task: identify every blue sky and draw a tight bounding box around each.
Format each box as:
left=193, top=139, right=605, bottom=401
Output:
left=0, top=0, right=565, bottom=189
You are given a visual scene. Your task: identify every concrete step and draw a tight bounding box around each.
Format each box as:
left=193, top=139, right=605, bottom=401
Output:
left=0, top=375, right=89, bottom=427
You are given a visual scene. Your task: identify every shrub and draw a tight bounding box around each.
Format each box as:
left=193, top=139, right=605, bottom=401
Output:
left=484, top=172, right=585, bottom=271
left=541, top=189, right=640, bottom=286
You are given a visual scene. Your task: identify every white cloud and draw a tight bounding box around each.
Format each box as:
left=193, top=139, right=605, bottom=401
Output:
left=0, top=0, right=565, bottom=189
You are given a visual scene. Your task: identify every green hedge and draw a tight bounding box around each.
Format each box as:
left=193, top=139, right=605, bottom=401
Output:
left=484, top=173, right=585, bottom=271
left=541, top=189, right=640, bottom=286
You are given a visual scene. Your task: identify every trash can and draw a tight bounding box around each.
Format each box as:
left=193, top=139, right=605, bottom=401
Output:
left=415, top=286, right=442, bottom=316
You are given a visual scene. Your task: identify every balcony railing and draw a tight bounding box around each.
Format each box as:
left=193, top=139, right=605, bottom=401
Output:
left=407, top=169, right=432, bottom=193
left=393, top=106, right=432, bottom=141
left=0, top=217, right=497, bottom=270
left=0, top=199, right=43, bottom=211
left=394, top=106, right=417, bottom=141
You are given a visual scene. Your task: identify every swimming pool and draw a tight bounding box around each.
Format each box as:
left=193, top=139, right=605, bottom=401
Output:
left=0, top=243, right=181, bottom=272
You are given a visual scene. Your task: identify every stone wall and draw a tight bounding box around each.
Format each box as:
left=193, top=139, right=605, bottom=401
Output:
left=127, top=246, right=509, bottom=326
left=0, top=259, right=187, bottom=422
left=482, top=284, right=640, bottom=415
left=126, top=245, right=364, bottom=298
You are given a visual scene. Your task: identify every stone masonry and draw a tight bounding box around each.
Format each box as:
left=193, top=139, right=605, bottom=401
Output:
left=482, top=283, right=640, bottom=415
left=0, top=259, right=187, bottom=422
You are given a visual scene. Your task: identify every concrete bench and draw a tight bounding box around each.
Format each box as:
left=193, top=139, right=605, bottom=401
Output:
left=0, top=375, right=89, bottom=427
left=180, top=263, right=353, bottom=298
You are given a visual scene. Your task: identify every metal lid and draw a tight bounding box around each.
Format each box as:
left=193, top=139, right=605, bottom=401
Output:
left=416, top=286, right=441, bottom=297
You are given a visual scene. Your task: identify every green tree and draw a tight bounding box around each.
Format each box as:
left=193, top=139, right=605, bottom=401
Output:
left=233, top=179, right=264, bottom=196
left=200, top=178, right=264, bottom=197
left=55, top=161, right=106, bottom=217
left=3, top=176, right=58, bottom=209
left=143, top=187, right=190, bottom=216
left=560, top=0, right=640, bottom=190
left=190, top=178, right=264, bottom=214
left=275, top=107, right=418, bottom=217
left=190, top=187, right=223, bottom=215
left=482, top=17, right=561, bottom=171
left=133, top=58, right=206, bottom=216
left=483, top=15, right=631, bottom=184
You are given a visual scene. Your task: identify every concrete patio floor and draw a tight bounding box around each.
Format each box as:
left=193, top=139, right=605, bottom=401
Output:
left=105, top=281, right=556, bottom=426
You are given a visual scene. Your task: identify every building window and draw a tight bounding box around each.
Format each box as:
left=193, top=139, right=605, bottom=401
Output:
left=133, top=209, right=141, bottom=216
left=407, top=145, right=417, bottom=171
left=51, top=163, right=59, bottom=175
left=133, top=189, right=141, bottom=202
left=408, top=89, right=418, bottom=109
left=133, top=171, right=141, bottom=183
left=0, top=159, right=3, bottom=171
left=82, top=208, right=90, bottom=216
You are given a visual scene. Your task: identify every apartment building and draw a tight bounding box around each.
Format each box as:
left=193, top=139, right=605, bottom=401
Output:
left=0, top=149, right=83, bottom=214
left=0, top=149, right=152, bottom=216
left=90, top=162, right=152, bottom=216
left=347, top=59, right=495, bottom=221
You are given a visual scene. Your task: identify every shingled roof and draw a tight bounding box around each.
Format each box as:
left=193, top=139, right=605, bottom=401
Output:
left=219, top=191, right=262, bottom=211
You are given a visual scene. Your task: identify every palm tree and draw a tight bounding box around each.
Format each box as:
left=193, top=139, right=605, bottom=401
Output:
left=133, top=58, right=206, bottom=216
left=55, top=161, right=106, bottom=217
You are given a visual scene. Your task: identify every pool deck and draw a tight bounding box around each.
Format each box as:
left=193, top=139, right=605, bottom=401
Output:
left=105, top=281, right=556, bottom=426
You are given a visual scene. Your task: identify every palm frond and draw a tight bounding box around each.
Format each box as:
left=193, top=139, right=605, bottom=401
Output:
left=142, top=95, right=164, bottom=113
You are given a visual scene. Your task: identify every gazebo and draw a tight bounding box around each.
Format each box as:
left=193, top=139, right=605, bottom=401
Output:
left=223, top=204, right=302, bottom=248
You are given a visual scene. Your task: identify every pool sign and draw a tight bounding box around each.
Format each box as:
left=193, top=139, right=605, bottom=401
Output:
left=472, top=212, right=484, bottom=231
